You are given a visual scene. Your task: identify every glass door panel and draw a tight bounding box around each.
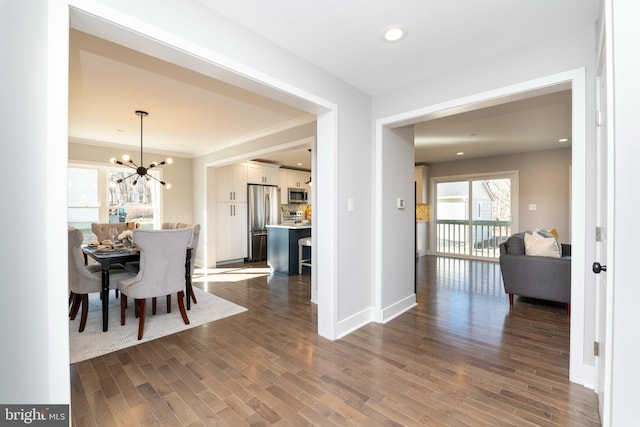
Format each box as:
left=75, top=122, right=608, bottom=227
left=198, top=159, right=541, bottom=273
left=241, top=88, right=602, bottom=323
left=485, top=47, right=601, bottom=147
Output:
left=436, top=181, right=470, bottom=256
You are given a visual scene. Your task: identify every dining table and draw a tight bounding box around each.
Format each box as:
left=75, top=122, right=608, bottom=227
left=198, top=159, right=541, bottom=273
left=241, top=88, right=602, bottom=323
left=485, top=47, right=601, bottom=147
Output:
left=83, top=245, right=193, bottom=332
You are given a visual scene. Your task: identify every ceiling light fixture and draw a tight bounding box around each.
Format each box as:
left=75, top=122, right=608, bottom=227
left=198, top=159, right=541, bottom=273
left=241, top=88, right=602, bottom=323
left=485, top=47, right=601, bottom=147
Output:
left=382, top=26, right=407, bottom=42
left=456, top=152, right=465, bottom=156
left=110, top=110, right=172, bottom=189
left=558, top=138, right=570, bottom=142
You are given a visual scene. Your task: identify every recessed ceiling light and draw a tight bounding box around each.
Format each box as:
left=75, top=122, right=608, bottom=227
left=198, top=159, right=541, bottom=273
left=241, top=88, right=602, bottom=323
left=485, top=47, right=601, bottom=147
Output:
left=558, top=138, right=569, bottom=142
left=297, top=162, right=303, bottom=166
left=456, top=152, right=464, bottom=156
left=382, top=26, right=407, bottom=42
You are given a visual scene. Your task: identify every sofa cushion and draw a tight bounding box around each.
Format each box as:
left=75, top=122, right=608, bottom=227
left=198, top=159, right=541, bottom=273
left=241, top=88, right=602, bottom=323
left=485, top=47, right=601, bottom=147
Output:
left=524, top=231, right=561, bottom=258
left=505, top=235, right=525, bottom=255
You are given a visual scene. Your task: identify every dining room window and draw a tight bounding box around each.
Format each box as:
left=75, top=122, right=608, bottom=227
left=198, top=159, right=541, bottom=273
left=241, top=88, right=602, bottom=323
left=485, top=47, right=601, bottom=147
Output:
left=108, top=169, right=160, bottom=229
left=67, top=164, right=162, bottom=241
left=67, top=167, right=100, bottom=243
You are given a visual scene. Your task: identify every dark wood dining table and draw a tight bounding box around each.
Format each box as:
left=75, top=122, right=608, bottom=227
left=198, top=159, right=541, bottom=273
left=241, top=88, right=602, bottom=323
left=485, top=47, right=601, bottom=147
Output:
left=83, top=246, right=193, bottom=332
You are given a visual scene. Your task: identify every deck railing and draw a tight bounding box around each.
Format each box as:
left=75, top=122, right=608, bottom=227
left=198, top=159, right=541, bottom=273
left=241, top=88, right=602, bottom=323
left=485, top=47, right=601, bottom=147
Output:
left=436, top=219, right=511, bottom=258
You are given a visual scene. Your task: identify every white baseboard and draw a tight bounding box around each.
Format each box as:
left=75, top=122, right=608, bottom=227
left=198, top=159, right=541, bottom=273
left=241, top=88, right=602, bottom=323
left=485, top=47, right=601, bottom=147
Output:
left=381, top=294, right=417, bottom=323
left=582, top=364, right=595, bottom=390
left=335, top=307, right=373, bottom=339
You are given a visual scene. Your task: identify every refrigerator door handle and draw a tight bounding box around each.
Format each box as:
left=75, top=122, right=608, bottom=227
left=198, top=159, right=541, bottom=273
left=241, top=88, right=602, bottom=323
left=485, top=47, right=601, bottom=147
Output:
left=265, top=193, right=271, bottom=225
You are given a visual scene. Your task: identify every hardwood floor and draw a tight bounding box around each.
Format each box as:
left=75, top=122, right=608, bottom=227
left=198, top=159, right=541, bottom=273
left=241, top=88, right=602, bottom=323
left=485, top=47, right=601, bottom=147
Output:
left=70, top=256, right=600, bottom=426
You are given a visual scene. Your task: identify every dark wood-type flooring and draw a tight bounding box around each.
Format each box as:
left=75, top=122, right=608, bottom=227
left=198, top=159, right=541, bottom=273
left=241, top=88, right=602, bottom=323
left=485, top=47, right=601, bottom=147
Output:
left=70, top=256, right=600, bottom=426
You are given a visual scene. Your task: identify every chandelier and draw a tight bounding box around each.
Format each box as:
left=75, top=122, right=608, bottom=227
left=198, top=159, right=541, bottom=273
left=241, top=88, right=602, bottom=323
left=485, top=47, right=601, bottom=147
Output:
left=110, top=110, right=172, bottom=189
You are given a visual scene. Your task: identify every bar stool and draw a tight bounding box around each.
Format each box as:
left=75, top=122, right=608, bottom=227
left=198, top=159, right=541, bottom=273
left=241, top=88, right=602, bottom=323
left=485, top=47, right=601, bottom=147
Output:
left=298, top=237, right=312, bottom=274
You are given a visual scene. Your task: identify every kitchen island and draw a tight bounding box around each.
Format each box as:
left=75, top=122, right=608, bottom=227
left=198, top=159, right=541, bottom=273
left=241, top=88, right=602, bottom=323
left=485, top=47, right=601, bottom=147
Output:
left=266, top=224, right=311, bottom=275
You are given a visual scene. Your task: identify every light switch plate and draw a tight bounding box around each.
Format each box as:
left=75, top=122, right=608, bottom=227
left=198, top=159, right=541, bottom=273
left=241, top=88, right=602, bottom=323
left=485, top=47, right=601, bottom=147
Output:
left=397, top=198, right=405, bottom=209
left=347, top=197, right=355, bottom=212
left=529, top=204, right=537, bottom=211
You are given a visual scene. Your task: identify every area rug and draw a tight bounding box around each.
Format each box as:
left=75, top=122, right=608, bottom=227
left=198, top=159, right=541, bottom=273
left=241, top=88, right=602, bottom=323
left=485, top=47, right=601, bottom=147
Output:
left=69, top=288, right=247, bottom=364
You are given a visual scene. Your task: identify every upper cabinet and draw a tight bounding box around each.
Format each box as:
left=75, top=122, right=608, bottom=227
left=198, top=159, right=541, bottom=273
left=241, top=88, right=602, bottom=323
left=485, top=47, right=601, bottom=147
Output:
left=216, top=163, right=247, bottom=202
left=280, top=168, right=311, bottom=190
left=247, top=161, right=280, bottom=185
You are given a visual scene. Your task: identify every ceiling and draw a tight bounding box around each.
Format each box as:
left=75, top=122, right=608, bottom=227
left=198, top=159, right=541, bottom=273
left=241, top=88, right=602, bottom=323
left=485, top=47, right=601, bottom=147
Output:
left=69, top=1, right=597, bottom=169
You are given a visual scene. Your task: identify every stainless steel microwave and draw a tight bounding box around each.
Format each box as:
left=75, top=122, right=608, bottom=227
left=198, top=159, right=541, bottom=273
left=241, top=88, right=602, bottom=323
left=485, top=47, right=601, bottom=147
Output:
left=288, top=187, right=308, bottom=204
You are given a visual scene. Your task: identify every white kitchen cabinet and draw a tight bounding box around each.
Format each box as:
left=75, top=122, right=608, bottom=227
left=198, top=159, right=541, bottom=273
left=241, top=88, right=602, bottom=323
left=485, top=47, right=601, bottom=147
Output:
left=290, top=170, right=310, bottom=189
left=216, top=202, right=248, bottom=262
left=216, top=164, right=247, bottom=202
left=247, top=161, right=280, bottom=185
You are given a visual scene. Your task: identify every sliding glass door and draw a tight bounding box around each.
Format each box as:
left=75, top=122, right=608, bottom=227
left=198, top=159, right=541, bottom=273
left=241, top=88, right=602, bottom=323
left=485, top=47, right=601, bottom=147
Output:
left=435, top=173, right=514, bottom=259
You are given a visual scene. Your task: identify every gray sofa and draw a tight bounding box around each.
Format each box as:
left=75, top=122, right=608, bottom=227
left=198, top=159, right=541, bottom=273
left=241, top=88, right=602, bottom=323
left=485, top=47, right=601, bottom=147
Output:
left=499, top=232, right=571, bottom=315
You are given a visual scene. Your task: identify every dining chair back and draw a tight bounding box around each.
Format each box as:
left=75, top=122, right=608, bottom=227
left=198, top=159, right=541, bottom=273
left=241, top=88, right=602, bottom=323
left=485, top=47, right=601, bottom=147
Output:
left=68, top=227, right=125, bottom=332
left=117, top=228, right=192, bottom=340
left=162, top=222, right=201, bottom=304
left=91, top=222, right=139, bottom=242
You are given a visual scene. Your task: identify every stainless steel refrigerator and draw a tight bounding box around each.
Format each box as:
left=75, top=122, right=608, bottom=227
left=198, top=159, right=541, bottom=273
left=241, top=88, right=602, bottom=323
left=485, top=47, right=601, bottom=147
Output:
left=247, top=184, right=280, bottom=261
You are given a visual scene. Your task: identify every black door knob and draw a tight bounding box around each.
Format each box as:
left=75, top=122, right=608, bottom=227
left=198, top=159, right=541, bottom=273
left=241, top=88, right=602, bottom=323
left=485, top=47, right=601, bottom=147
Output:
left=592, top=262, right=607, bottom=274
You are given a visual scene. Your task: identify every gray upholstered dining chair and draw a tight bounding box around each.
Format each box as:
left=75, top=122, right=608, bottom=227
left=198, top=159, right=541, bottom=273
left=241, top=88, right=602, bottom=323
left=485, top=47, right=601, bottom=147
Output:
left=117, top=228, right=192, bottom=340
left=68, top=227, right=129, bottom=332
left=162, top=222, right=201, bottom=304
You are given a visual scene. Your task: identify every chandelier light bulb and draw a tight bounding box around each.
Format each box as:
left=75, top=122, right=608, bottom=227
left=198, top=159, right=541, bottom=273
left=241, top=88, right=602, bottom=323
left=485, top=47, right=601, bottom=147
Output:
left=165, top=183, right=172, bottom=190
left=166, top=158, right=173, bottom=165
left=122, top=154, right=131, bottom=162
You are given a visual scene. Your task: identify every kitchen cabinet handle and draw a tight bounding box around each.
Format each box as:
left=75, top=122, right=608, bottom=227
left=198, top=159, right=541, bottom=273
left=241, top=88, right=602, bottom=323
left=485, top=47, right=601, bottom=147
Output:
left=230, top=205, right=233, bottom=216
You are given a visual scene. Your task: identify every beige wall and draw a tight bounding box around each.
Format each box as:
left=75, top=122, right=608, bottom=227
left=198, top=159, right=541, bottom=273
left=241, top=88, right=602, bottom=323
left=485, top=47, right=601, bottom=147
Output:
left=68, top=141, right=194, bottom=224
left=427, top=148, right=572, bottom=243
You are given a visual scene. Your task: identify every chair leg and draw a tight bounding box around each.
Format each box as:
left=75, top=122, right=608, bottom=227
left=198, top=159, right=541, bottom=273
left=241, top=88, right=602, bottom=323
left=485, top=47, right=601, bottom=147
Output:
left=177, top=291, right=190, bottom=325
left=78, top=294, right=89, bottom=332
left=166, top=295, right=172, bottom=313
left=137, top=299, right=146, bottom=340
left=69, top=294, right=81, bottom=320
left=190, top=283, right=198, bottom=304
left=120, top=295, right=127, bottom=325
left=508, top=293, right=514, bottom=306
left=152, top=297, right=157, bottom=315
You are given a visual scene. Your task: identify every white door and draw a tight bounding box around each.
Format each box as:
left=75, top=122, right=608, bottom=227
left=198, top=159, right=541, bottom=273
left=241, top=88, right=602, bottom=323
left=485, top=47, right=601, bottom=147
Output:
left=594, top=42, right=613, bottom=423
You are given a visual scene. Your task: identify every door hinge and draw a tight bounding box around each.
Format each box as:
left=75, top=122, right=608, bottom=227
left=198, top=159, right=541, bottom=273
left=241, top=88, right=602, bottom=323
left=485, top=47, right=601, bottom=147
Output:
left=596, top=110, right=602, bottom=127
left=594, top=341, right=600, bottom=357
left=595, top=226, right=602, bottom=242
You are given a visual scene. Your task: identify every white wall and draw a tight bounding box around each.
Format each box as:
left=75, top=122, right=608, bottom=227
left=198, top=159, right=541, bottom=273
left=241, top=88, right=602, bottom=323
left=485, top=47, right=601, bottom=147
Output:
left=428, top=149, right=572, bottom=242
left=376, top=125, right=417, bottom=321
left=0, top=0, right=70, bottom=403
left=68, top=141, right=194, bottom=224
left=608, top=1, right=640, bottom=424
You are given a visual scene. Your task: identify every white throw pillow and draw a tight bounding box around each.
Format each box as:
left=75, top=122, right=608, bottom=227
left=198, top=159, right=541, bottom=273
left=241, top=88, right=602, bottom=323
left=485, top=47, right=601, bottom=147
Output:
left=524, top=231, right=561, bottom=258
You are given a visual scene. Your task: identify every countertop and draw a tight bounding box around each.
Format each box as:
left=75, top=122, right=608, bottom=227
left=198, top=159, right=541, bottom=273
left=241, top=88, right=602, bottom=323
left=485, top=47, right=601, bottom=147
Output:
left=267, top=224, right=312, bottom=229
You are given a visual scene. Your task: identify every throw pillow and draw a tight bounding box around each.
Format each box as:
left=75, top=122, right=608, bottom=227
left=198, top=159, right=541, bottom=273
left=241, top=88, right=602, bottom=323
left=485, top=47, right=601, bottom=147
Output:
left=524, top=231, right=561, bottom=258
